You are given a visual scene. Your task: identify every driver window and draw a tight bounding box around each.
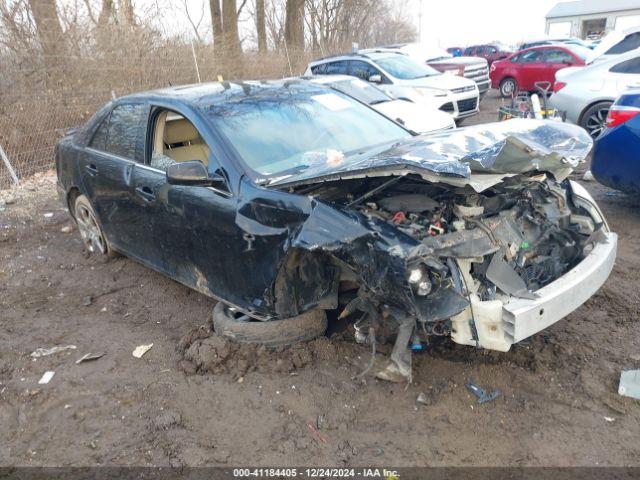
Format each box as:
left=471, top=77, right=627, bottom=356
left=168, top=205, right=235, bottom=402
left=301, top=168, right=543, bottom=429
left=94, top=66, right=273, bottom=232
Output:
left=349, top=60, right=384, bottom=82
left=150, top=110, right=210, bottom=171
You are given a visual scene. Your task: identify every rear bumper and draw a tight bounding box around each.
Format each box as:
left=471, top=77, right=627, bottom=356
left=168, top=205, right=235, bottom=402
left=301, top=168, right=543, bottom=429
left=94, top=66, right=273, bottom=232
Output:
left=503, top=231, right=617, bottom=343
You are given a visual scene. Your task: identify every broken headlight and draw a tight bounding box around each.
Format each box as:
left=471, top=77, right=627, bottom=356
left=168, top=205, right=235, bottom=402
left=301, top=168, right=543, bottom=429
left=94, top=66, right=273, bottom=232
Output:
left=407, top=264, right=432, bottom=296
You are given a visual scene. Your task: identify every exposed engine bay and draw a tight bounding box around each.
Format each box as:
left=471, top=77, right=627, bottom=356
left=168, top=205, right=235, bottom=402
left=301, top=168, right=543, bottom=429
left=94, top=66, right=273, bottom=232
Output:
left=287, top=171, right=606, bottom=380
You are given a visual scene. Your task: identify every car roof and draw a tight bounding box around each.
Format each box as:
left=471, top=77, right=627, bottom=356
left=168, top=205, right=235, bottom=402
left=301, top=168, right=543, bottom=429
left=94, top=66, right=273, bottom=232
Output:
left=117, top=78, right=328, bottom=107
left=309, top=50, right=405, bottom=66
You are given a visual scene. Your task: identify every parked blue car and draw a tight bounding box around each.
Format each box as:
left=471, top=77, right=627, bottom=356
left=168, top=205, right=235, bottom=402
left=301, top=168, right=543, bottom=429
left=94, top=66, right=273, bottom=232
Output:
left=592, top=91, right=640, bottom=195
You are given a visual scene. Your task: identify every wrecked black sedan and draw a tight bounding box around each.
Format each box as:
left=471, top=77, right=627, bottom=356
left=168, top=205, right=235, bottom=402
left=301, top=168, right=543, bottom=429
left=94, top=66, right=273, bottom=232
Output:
left=56, top=80, right=617, bottom=381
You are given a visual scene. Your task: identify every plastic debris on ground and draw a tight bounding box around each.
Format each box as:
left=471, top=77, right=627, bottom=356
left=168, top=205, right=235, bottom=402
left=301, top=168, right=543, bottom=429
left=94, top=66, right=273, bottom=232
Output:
left=132, top=344, right=153, bottom=358
left=465, top=378, right=500, bottom=404
left=30, top=345, right=77, bottom=358
left=38, top=371, right=55, bottom=384
left=75, top=352, right=104, bottom=364
left=618, top=370, right=640, bottom=400
left=582, top=170, right=594, bottom=181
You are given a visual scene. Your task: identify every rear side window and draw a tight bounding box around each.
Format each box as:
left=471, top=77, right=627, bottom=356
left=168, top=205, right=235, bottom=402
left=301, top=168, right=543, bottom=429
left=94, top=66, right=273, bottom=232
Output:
left=519, top=50, right=543, bottom=63
left=543, top=49, right=573, bottom=63
left=610, top=57, right=640, bottom=74
left=89, top=103, right=147, bottom=161
left=606, top=32, right=640, bottom=55
left=312, top=61, right=348, bottom=75
left=324, top=61, right=348, bottom=74
left=89, top=115, right=110, bottom=151
left=310, top=64, right=326, bottom=74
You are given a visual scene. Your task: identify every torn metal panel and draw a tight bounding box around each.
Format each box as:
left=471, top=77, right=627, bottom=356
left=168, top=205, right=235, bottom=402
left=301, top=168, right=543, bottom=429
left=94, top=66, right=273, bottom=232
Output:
left=267, top=119, right=593, bottom=191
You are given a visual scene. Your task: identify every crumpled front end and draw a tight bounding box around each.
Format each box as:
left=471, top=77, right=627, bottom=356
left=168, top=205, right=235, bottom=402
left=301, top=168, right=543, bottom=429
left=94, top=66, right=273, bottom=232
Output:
left=270, top=120, right=615, bottom=381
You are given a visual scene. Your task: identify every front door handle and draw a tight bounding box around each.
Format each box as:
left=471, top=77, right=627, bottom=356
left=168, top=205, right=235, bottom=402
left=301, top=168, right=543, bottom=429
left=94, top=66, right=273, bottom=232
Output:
left=85, top=164, right=98, bottom=176
left=135, top=186, right=155, bottom=202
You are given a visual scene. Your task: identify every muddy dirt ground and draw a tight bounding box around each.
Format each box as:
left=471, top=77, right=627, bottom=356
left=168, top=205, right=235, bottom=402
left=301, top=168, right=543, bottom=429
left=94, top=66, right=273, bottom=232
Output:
left=1, top=92, right=639, bottom=468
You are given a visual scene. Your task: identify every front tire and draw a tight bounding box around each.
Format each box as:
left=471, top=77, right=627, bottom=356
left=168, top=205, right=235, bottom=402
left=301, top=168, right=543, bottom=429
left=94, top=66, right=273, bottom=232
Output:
left=212, top=303, right=327, bottom=348
left=580, top=101, right=612, bottom=139
left=73, top=195, right=117, bottom=258
left=499, top=77, right=517, bottom=98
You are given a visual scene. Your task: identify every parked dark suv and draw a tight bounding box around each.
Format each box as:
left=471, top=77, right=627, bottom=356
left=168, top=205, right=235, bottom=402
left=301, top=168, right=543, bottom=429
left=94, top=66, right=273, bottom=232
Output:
left=464, top=44, right=513, bottom=66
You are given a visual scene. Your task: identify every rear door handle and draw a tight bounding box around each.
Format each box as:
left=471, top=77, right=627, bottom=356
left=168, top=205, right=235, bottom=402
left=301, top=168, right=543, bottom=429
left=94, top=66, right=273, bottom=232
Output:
left=135, top=186, right=155, bottom=202
left=85, top=164, right=98, bottom=176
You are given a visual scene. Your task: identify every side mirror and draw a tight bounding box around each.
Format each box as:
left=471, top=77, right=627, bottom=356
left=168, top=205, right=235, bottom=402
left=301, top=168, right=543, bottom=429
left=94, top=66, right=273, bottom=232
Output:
left=369, top=74, right=382, bottom=84
left=166, top=160, right=225, bottom=188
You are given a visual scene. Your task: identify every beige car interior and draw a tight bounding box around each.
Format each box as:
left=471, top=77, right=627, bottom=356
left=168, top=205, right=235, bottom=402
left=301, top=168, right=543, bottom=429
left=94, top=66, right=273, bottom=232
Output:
left=153, top=111, right=209, bottom=166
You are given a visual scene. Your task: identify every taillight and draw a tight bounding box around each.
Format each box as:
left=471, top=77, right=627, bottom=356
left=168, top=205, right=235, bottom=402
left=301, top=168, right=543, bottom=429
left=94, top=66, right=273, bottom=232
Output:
left=553, top=82, right=566, bottom=92
left=606, top=105, right=640, bottom=128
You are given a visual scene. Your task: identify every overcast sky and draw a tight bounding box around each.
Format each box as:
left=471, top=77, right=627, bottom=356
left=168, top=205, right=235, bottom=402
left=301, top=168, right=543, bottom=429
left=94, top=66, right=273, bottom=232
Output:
left=411, top=0, right=560, bottom=47
left=147, top=0, right=561, bottom=48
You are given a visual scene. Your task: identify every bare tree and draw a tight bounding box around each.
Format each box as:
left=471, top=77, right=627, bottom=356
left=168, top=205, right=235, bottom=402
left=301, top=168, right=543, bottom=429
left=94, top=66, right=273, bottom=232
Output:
left=102, top=1, right=114, bottom=25
left=177, top=0, right=206, bottom=43
left=28, top=0, right=64, bottom=57
left=119, top=0, right=135, bottom=26
left=209, top=0, right=222, bottom=44
left=284, top=0, right=304, bottom=51
left=221, top=0, right=241, bottom=54
left=256, top=0, right=267, bottom=52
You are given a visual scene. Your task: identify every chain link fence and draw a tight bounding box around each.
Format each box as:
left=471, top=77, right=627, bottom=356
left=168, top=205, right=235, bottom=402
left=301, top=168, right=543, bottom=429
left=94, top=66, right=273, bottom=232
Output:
left=0, top=44, right=309, bottom=189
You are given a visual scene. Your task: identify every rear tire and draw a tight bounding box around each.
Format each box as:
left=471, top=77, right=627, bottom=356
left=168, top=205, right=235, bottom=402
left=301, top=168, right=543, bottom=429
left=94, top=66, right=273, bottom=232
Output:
left=499, top=77, right=517, bottom=98
left=73, top=195, right=118, bottom=258
left=212, top=303, right=327, bottom=348
left=580, top=101, right=612, bottom=139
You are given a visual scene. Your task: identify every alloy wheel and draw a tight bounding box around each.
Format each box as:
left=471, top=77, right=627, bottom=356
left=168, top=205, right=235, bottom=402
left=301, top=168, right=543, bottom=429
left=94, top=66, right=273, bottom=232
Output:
left=75, top=203, right=106, bottom=254
left=585, top=107, right=609, bottom=138
left=501, top=79, right=516, bottom=97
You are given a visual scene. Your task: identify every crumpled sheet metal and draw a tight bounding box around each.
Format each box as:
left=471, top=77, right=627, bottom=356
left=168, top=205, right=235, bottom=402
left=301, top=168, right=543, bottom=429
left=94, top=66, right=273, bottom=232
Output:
left=268, top=119, right=593, bottom=187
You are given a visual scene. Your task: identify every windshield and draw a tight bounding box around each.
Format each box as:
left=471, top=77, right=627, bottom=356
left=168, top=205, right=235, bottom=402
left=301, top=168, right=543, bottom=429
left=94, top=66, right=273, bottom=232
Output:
left=374, top=55, right=440, bottom=79
left=328, top=79, right=391, bottom=105
left=202, top=86, right=409, bottom=178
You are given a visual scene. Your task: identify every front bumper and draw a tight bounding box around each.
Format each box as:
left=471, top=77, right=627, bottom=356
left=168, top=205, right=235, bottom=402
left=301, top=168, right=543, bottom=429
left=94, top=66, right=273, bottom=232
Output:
left=475, top=80, right=491, bottom=95
left=451, top=231, right=617, bottom=351
left=450, top=181, right=616, bottom=351
left=439, top=92, right=480, bottom=119
left=503, top=231, right=617, bottom=343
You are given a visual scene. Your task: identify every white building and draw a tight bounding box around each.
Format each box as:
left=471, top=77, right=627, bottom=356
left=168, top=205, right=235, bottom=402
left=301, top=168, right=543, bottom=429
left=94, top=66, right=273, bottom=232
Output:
left=546, top=0, right=640, bottom=38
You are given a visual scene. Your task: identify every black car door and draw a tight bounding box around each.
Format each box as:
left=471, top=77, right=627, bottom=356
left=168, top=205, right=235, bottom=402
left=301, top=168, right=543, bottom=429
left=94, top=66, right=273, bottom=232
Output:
left=79, top=103, right=149, bottom=255
left=132, top=107, right=248, bottom=306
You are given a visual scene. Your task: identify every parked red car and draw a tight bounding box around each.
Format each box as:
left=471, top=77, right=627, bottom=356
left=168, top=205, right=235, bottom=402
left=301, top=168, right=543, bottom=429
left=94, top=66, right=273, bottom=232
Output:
left=490, top=45, right=586, bottom=97
left=463, top=44, right=513, bottom=66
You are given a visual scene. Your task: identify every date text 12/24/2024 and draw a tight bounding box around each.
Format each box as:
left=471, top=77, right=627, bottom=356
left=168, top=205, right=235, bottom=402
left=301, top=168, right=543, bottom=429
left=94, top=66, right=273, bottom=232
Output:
left=233, top=468, right=400, bottom=478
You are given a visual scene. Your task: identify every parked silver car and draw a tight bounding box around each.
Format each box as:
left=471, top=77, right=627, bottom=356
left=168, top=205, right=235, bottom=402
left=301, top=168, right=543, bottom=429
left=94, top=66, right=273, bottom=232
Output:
left=549, top=48, right=640, bottom=137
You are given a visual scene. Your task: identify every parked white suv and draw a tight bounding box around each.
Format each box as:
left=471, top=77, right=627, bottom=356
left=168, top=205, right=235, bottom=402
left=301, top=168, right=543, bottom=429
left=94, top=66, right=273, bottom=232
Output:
left=371, top=44, right=491, bottom=98
left=305, top=51, right=480, bottom=121
left=305, top=75, right=456, bottom=134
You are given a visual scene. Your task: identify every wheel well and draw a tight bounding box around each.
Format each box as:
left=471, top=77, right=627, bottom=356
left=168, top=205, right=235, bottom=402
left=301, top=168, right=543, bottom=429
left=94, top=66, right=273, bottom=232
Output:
left=66, top=187, right=81, bottom=218
left=577, top=99, right=613, bottom=126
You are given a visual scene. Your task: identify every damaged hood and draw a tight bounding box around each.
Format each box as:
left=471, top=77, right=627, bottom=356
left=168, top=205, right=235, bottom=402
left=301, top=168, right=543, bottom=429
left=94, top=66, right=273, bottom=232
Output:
left=267, top=119, right=593, bottom=192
